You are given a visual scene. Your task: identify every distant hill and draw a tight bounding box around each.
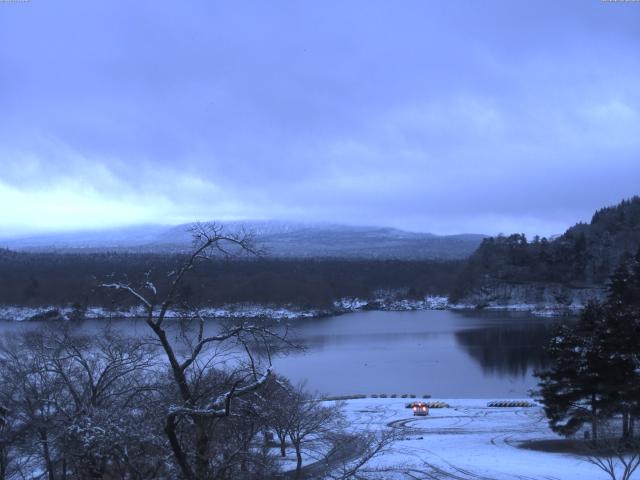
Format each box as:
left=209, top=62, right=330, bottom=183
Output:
left=0, top=221, right=486, bottom=260
left=0, top=225, right=171, bottom=251
left=452, top=196, right=640, bottom=303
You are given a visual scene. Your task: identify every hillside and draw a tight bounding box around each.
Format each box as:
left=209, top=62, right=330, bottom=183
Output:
left=0, top=221, right=485, bottom=260
left=452, top=196, right=640, bottom=306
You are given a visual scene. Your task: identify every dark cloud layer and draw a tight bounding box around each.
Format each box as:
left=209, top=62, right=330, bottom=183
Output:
left=1, top=0, right=639, bottom=236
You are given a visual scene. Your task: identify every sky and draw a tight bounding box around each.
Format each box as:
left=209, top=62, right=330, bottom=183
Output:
left=0, top=0, right=639, bottom=238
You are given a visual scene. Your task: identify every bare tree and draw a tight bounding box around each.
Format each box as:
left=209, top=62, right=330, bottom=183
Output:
left=0, top=331, right=66, bottom=480
left=587, top=439, right=640, bottom=480
left=0, top=403, right=18, bottom=480
left=0, top=326, right=162, bottom=480
left=282, top=384, right=344, bottom=479
left=262, top=375, right=296, bottom=458
left=44, top=328, right=159, bottom=479
left=103, top=223, right=291, bottom=480
left=262, top=378, right=401, bottom=479
left=325, top=429, right=401, bottom=480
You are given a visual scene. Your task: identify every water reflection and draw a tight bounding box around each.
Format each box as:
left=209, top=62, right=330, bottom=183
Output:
left=270, top=310, right=565, bottom=397
left=454, top=324, right=553, bottom=377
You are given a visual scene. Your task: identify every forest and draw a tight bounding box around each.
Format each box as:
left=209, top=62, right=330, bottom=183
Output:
left=451, top=196, right=640, bottom=301
left=0, top=250, right=462, bottom=310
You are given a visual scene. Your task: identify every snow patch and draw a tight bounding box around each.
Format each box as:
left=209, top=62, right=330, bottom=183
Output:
left=0, top=304, right=322, bottom=322
left=335, top=397, right=605, bottom=479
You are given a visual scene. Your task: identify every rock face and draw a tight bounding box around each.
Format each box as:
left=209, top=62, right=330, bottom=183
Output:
left=455, top=281, right=606, bottom=313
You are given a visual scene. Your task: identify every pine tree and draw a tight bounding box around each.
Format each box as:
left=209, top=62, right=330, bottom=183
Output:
left=536, top=303, right=613, bottom=442
left=602, top=249, right=640, bottom=439
left=537, top=248, right=640, bottom=442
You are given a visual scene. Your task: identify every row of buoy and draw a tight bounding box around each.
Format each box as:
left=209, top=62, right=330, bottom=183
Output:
left=425, top=401, right=450, bottom=408
left=321, top=393, right=431, bottom=401
left=321, top=394, right=367, bottom=401
left=405, top=401, right=450, bottom=409
left=487, top=400, right=535, bottom=407
left=371, top=393, right=431, bottom=399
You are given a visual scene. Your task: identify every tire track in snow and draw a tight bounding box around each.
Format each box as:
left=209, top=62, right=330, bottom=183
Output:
left=388, top=405, right=560, bottom=480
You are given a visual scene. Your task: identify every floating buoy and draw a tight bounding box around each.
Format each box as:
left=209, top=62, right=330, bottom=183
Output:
left=487, top=400, right=535, bottom=408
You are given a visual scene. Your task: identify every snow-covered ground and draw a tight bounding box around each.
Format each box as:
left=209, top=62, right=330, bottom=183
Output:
left=336, top=398, right=607, bottom=480
left=0, top=293, right=579, bottom=322
left=0, top=304, right=323, bottom=322
left=333, top=295, right=449, bottom=312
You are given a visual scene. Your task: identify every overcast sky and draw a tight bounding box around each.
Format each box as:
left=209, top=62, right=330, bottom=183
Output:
left=1, top=0, right=639, bottom=237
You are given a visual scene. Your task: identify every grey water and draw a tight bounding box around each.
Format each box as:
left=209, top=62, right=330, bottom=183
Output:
left=0, top=309, right=562, bottom=398
left=276, top=310, right=558, bottom=398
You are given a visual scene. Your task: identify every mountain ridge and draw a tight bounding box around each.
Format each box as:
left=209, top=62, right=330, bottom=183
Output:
left=0, top=221, right=487, bottom=260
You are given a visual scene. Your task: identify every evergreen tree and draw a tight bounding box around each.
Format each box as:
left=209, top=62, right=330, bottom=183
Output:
left=536, top=302, right=613, bottom=442
left=536, top=248, right=640, bottom=442
left=602, top=249, right=640, bottom=438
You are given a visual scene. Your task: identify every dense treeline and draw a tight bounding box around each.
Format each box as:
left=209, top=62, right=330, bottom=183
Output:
left=0, top=250, right=462, bottom=309
left=452, top=196, right=640, bottom=300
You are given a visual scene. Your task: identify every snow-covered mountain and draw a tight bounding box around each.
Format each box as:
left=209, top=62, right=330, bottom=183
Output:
left=0, top=221, right=486, bottom=260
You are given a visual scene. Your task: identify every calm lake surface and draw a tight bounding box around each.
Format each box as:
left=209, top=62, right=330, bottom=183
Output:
left=0, top=310, right=564, bottom=398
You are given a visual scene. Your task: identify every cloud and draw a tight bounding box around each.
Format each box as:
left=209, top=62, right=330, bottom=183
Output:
left=0, top=0, right=639, bottom=236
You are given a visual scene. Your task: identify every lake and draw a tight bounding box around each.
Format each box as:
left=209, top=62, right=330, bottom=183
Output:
left=276, top=310, right=561, bottom=398
left=0, top=309, right=564, bottom=398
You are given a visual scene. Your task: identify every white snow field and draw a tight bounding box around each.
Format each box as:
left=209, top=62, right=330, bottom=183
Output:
left=337, top=398, right=610, bottom=480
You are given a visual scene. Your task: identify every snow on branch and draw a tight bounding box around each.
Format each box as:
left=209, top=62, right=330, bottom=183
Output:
left=144, top=281, right=157, bottom=296
left=101, top=283, right=152, bottom=309
left=169, top=366, right=272, bottom=419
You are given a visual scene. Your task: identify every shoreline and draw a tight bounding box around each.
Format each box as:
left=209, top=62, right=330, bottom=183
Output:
left=0, top=296, right=582, bottom=322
